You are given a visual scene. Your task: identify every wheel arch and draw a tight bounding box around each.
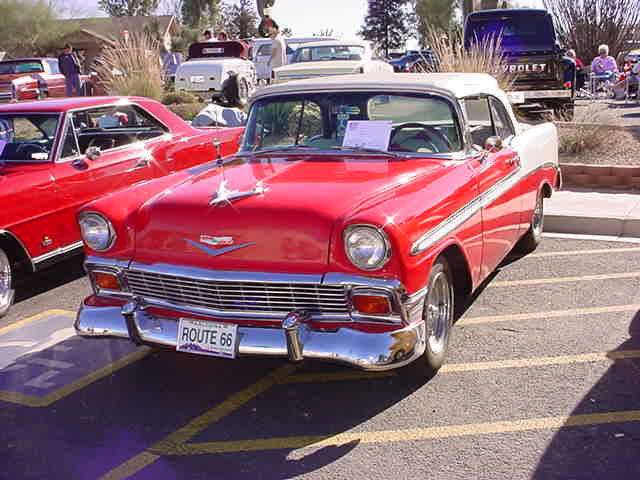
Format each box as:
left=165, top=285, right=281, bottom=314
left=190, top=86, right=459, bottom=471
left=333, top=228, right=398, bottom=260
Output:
left=429, top=241, right=473, bottom=317
left=0, top=230, right=34, bottom=278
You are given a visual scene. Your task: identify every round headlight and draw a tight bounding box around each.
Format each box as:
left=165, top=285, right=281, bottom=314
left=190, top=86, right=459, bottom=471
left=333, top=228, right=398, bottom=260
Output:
left=79, top=213, right=114, bottom=251
left=344, top=225, right=390, bottom=271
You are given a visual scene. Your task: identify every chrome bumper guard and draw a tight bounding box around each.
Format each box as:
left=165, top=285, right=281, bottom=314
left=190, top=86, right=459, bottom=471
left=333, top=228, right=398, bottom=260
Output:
left=75, top=300, right=427, bottom=371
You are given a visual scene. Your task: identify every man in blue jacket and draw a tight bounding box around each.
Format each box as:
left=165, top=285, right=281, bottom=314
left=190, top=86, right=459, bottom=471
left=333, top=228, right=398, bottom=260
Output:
left=58, top=43, right=83, bottom=96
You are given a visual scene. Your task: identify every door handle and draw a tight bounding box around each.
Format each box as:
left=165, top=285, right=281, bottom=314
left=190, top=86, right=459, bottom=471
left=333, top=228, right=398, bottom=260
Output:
left=507, top=156, right=520, bottom=166
left=133, top=158, right=150, bottom=169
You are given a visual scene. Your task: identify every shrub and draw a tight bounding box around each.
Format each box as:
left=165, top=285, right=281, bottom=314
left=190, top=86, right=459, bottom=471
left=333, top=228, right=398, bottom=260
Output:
left=422, top=30, right=516, bottom=92
left=161, top=90, right=200, bottom=105
left=167, top=103, right=203, bottom=121
left=92, top=32, right=164, bottom=101
left=558, top=104, right=615, bottom=154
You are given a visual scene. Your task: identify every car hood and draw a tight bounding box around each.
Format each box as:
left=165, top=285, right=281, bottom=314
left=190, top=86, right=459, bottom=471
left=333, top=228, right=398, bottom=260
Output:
left=132, top=153, right=443, bottom=273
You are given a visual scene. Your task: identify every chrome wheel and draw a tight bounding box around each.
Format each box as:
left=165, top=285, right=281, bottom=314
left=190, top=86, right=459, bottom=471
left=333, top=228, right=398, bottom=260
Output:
left=531, top=194, right=544, bottom=238
left=425, top=267, right=453, bottom=355
left=0, top=248, right=14, bottom=317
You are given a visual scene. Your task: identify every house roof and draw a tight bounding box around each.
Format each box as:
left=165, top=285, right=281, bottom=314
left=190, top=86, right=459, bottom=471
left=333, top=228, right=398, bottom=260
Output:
left=60, top=15, right=177, bottom=43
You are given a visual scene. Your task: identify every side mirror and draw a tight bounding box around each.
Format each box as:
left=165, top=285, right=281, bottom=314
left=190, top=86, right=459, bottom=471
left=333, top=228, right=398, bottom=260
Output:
left=86, top=146, right=101, bottom=161
left=484, top=136, right=503, bottom=153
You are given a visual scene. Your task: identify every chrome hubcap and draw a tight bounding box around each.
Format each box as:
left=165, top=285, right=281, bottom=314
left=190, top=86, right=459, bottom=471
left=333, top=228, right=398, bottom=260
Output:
left=0, top=252, right=11, bottom=307
left=426, top=271, right=452, bottom=355
left=532, top=196, right=543, bottom=237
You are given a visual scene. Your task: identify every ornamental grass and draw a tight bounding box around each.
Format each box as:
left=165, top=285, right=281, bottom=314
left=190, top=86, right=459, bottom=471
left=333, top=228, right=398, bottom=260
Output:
left=92, top=32, right=164, bottom=101
left=419, top=29, right=516, bottom=93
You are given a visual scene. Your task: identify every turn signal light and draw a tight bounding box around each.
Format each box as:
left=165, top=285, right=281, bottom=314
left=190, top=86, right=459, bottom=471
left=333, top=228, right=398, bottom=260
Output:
left=352, top=294, right=392, bottom=315
left=93, top=272, right=121, bottom=291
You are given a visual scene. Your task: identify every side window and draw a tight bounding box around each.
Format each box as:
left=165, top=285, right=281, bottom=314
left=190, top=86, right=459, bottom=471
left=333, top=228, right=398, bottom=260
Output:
left=70, top=104, right=167, bottom=153
left=47, top=60, right=61, bottom=75
left=489, top=97, right=515, bottom=139
left=60, top=120, right=80, bottom=159
left=257, top=44, right=271, bottom=56
left=464, top=97, right=494, bottom=148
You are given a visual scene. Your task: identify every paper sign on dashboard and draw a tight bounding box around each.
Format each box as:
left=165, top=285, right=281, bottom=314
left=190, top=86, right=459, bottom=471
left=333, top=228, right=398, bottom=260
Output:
left=342, top=120, right=392, bottom=151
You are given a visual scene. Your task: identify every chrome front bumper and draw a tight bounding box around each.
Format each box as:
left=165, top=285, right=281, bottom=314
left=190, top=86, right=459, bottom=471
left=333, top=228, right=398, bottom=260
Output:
left=75, top=301, right=427, bottom=371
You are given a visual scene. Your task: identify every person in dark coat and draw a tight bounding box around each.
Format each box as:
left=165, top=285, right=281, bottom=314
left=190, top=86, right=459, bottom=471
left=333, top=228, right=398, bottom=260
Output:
left=58, top=43, right=83, bottom=96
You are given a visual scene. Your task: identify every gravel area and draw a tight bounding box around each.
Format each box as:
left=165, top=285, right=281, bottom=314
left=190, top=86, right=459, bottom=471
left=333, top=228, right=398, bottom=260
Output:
left=557, top=99, right=640, bottom=166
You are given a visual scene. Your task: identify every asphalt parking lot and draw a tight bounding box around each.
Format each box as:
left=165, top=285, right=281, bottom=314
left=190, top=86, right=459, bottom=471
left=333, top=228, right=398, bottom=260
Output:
left=1, top=236, right=639, bottom=480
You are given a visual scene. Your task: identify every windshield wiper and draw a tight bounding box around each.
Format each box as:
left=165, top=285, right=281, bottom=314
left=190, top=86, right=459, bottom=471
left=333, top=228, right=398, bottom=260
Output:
left=329, top=146, right=399, bottom=159
left=238, top=145, right=315, bottom=156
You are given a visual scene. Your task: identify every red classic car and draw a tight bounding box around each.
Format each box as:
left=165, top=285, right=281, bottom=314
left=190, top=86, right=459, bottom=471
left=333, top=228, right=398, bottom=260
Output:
left=75, top=74, right=560, bottom=378
left=0, top=58, right=94, bottom=102
left=0, top=96, right=243, bottom=317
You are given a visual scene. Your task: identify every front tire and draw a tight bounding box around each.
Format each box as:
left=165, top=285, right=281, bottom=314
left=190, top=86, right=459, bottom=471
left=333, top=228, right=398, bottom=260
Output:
left=517, top=191, right=544, bottom=253
left=400, top=257, right=454, bottom=379
left=0, top=248, right=15, bottom=318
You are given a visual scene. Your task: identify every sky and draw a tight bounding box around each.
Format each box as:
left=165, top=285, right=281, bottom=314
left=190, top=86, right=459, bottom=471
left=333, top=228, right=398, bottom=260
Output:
left=63, top=0, right=543, bottom=41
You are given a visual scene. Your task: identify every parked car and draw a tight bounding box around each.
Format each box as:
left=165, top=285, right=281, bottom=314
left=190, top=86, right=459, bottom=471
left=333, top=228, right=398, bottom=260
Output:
left=174, top=41, right=256, bottom=105
left=251, top=36, right=335, bottom=84
left=74, top=73, right=560, bottom=378
left=389, top=51, right=437, bottom=72
left=0, top=96, right=244, bottom=317
left=272, top=40, right=393, bottom=84
left=0, top=58, right=95, bottom=102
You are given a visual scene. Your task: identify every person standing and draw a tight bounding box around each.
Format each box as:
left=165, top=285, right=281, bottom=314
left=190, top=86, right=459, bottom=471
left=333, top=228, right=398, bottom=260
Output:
left=269, top=24, right=286, bottom=84
left=58, top=43, right=83, bottom=97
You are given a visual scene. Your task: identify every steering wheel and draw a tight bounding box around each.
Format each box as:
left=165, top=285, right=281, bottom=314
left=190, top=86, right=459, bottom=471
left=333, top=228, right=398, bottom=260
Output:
left=389, top=123, right=451, bottom=153
left=16, top=143, right=48, bottom=157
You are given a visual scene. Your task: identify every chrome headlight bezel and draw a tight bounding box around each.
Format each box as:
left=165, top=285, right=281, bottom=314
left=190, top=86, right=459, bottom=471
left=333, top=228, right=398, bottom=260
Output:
left=78, top=212, right=116, bottom=252
left=343, top=224, right=391, bottom=271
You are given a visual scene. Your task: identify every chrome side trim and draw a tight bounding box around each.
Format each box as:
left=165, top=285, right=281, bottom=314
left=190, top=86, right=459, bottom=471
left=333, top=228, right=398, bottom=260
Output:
left=411, top=160, right=558, bottom=256
left=32, top=241, right=83, bottom=264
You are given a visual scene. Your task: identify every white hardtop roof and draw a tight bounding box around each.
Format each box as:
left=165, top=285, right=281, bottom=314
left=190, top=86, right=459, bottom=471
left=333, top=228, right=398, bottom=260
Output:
left=252, top=72, right=504, bottom=102
left=293, top=39, right=371, bottom=48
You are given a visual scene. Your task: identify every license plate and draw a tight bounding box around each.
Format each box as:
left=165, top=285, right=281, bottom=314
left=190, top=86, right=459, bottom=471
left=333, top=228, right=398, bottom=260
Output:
left=176, top=318, right=238, bottom=358
left=190, top=75, right=205, bottom=83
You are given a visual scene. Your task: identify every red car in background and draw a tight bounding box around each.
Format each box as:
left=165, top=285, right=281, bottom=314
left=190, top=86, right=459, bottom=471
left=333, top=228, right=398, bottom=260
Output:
left=0, top=58, right=94, bottom=102
left=0, top=96, right=244, bottom=317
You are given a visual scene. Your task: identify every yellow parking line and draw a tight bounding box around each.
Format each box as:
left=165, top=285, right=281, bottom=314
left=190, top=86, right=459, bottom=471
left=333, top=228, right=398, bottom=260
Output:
left=283, top=350, right=640, bottom=385
left=528, top=247, right=640, bottom=258
left=490, top=271, right=640, bottom=288
left=0, top=309, right=75, bottom=335
left=101, top=363, right=300, bottom=479
left=0, top=390, right=42, bottom=407
left=170, top=410, right=640, bottom=455
left=440, top=350, right=640, bottom=373
left=458, top=304, right=640, bottom=325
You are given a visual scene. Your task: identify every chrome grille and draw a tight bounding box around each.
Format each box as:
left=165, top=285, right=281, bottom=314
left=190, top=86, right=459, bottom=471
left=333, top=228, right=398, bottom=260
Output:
left=124, top=269, right=350, bottom=315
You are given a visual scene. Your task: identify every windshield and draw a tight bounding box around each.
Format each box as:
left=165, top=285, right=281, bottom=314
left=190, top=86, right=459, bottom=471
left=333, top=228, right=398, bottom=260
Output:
left=465, top=13, right=556, bottom=48
left=0, top=114, right=59, bottom=161
left=242, top=92, right=461, bottom=155
left=293, top=45, right=366, bottom=63
left=0, top=61, right=44, bottom=75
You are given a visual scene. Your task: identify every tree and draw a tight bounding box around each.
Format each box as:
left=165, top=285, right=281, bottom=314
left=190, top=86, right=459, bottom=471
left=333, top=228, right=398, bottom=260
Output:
left=220, top=0, right=258, bottom=39
left=543, top=0, right=640, bottom=62
left=0, top=0, right=76, bottom=57
left=359, top=0, right=412, bottom=57
left=98, top=0, right=159, bottom=16
left=413, top=0, right=456, bottom=47
left=181, top=0, right=220, bottom=29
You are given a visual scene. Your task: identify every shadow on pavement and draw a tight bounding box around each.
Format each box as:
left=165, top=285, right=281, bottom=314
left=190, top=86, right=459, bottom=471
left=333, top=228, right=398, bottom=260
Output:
left=13, top=254, right=85, bottom=304
left=532, top=311, right=640, bottom=479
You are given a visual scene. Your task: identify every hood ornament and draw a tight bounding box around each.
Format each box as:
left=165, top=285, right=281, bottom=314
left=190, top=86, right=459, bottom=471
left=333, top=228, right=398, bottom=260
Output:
left=209, top=180, right=268, bottom=207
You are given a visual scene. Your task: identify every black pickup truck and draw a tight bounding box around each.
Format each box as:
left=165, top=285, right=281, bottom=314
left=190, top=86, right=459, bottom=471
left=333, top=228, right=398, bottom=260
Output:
left=464, top=8, right=575, bottom=118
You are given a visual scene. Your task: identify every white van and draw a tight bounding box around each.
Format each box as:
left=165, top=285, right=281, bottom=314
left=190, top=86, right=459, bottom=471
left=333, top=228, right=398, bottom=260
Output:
left=251, top=36, right=335, bottom=83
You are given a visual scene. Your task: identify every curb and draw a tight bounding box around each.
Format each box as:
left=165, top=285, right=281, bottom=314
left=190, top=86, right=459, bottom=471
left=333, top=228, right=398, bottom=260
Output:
left=545, top=213, right=640, bottom=238
left=560, top=163, right=640, bottom=190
